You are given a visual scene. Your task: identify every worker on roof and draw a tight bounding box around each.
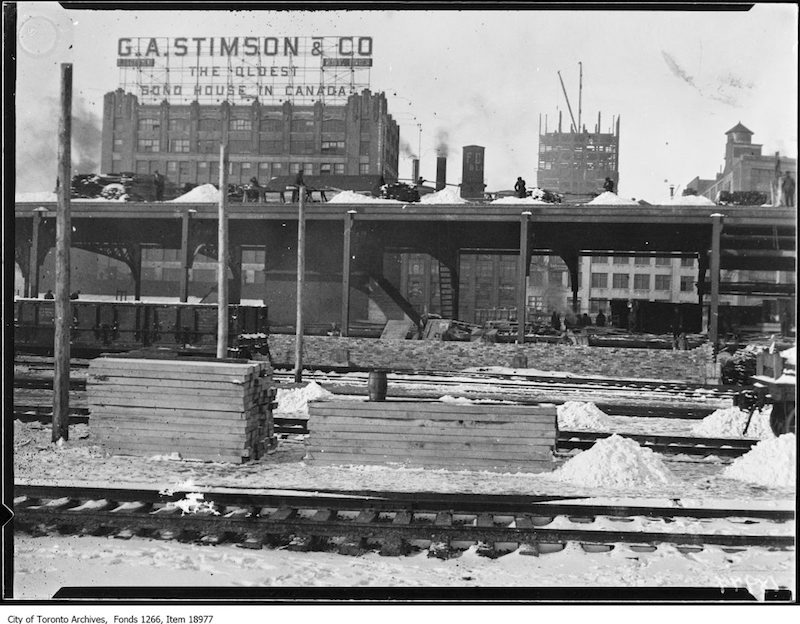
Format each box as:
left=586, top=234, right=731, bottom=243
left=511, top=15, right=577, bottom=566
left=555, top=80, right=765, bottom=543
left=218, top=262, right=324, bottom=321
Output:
left=603, top=177, right=615, bottom=193
left=514, top=176, right=527, bottom=199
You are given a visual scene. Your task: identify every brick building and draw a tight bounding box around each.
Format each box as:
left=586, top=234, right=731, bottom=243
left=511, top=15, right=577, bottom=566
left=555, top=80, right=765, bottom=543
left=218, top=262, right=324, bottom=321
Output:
left=100, top=88, right=400, bottom=188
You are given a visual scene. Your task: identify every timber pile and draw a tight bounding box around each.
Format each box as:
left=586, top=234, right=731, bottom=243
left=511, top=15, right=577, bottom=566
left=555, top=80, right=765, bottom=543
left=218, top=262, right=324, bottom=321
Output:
left=87, top=357, right=274, bottom=463
left=306, top=400, right=557, bottom=473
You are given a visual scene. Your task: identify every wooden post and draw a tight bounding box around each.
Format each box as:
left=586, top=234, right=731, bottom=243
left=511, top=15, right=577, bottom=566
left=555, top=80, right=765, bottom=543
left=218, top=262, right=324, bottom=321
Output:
left=341, top=210, right=355, bottom=337
left=709, top=213, right=724, bottom=359
left=53, top=63, right=72, bottom=443
left=28, top=208, right=44, bottom=298
left=294, top=178, right=306, bottom=382
left=217, top=143, right=229, bottom=359
left=179, top=209, right=192, bottom=303
left=517, top=212, right=531, bottom=344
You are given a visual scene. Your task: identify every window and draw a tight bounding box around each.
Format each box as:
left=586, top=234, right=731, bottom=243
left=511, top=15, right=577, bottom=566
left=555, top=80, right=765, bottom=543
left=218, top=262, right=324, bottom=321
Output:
left=360, top=141, right=370, bottom=157
left=681, top=257, right=695, bottom=267
left=137, top=138, right=160, bottom=152
left=303, top=162, right=313, bottom=175
left=199, top=140, right=219, bottom=154
left=113, top=138, right=124, bottom=150
left=589, top=299, right=608, bottom=314
left=199, top=118, right=220, bottom=132
left=655, top=275, right=671, bottom=290
left=290, top=162, right=302, bottom=174
left=166, top=161, right=178, bottom=174
left=135, top=160, right=149, bottom=174
left=634, top=255, right=650, bottom=266
left=291, top=118, right=315, bottom=132
left=272, top=162, right=283, bottom=175
left=229, top=139, right=252, bottom=154
left=259, top=140, right=283, bottom=154
left=591, top=273, right=608, bottom=288
left=527, top=296, right=544, bottom=311
left=257, top=162, right=271, bottom=178
left=169, top=118, right=189, bottom=131
left=322, top=118, right=345, bottom=133
left=334, top=163, right=345, bottom=175
left=592, top=255, right=607, bottom=265
left=529, top=272, right=544, bottom=287
left=613, top=256, right=630, bottom=265
left=210, top=161, right=219, bottom=179
left=321, top=140, right=345, bottom=153
left=320, top=163, right=332, bottom=175
left=230, top=119, right=252, bottom=131
left=633, top=274, right=650, bottom=290
left=680, top=275, right=694, bottom=292
left=359, top=163, right=370, bottom=175
left=655, top=256, right=672, bottom=266
left=260, top=118, right=283, bottom=132
left=290, top=140, right=315, bottom=154
left=548, top=270, right=563, bottom=287
left=612, top=273, right=629, bottom=289
left=138, top=118, right=160, bottom=131
left=169, top=139, right=190, bottom=153
left=242, top=249, right=266, bottom=264
left=111, top=153, right=121, bottom=161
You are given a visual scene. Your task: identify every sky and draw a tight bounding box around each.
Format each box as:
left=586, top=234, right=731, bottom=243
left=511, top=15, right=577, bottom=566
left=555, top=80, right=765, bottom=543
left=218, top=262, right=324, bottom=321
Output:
left=13, top=2, right=798, bottom=202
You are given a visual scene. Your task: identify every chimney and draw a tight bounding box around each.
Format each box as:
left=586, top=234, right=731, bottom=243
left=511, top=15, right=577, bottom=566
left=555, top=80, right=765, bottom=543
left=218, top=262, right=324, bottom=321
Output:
left=461, top=145, right=486, bottom=199
left=436, top=156, right=447, bottom=191
left=412, top=158, right=420, bottom=184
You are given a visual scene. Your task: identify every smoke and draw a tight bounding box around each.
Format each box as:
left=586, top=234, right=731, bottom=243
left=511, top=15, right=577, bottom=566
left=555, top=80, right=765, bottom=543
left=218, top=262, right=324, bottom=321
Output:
left=399, top=137, right=416, bottom=159
left=16, top=95, right=102, bottom=192
left=435, top=128, right=450, bottom=157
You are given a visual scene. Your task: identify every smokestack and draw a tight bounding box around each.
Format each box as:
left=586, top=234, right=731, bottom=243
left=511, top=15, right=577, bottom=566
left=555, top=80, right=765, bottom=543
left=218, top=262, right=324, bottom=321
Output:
left=461, top=145, right=485, bottom=199
left=412, top=158, right=420, bottom=184
left=436, top=156, right=447, bottom=191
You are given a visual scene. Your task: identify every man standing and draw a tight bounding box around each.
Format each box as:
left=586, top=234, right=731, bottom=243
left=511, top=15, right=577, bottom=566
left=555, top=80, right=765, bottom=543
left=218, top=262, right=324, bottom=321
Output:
left=603, top=177, right=615, bottom=193
left=514, top=176, right=527, bottom=199
left=781, top=171, right=795, bottom=207
left=153, top=170, right=165, bottom=201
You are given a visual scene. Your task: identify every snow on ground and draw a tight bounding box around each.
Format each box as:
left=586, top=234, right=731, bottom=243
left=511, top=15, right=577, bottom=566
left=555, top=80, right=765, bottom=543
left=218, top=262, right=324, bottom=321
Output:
left=13, top=534, right=794, bottom=599
left=723, top=434, right=796, bottom=488
left=557, top=401, right=612, bottom=430
left=662, top=195, right=717, bottom=206
left=585, top=192, right=639, bottom=205
left=691, top=406, right=775, bottom=440
left=547, top=435, right=676, bottom=489
left=489, top=196, right=549, bottom=204
left=169, top=183, right=221, bottom=202
left=327, top=190, right=402, bottom=203
left=419, top=187, right=470, bottom=204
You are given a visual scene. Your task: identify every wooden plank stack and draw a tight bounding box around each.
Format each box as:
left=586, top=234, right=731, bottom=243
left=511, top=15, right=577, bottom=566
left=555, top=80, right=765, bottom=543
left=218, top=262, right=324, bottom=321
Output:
left=306, top=400, right=556, bottom=473
left=87, top=357, right=273, bottom=463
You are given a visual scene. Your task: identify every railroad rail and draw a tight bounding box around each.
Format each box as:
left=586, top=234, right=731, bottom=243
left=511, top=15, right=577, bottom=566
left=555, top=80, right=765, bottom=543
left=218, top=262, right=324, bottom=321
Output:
left=14, top=484, right=795, bottom=557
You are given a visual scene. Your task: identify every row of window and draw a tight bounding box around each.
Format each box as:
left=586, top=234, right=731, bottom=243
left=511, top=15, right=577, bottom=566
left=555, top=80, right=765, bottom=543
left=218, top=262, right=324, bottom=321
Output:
left=132, top=159, right=368, bottom=181
left=138, top=117, right=349, bottom=133
left=131, top=138, right=364, bottom=156
left=587, top=273, right=693, bottom=291
left=593, top=256, right=695, bottom=267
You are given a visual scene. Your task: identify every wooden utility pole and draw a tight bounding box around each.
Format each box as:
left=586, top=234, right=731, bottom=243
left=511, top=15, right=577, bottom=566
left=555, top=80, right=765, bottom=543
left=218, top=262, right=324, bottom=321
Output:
left=216, top=143, right=229, bottom=359
left=294, top=174, right=306, bottom=382
left=53, top=63, right=72, bottom=443
left=709, top=213, right=724, bottom=360
left=517, top=211, right=531, bottom=345
left=341, top=210, right=355, bottom=337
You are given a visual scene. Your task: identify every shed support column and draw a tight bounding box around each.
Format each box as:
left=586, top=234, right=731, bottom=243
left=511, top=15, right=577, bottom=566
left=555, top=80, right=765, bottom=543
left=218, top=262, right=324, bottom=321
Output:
left=229, top=244, right=242, bottom=305
left=341, top=211, right=354, bottom=337
left=709, top=213, right=724, bottom=358
left=29, top=210, right=43, bottom=298
left=130, top=243, right=143, bottom=301
left=517, top=212, right=531, bottom=344
left=179, top=210, right=192, bottom=303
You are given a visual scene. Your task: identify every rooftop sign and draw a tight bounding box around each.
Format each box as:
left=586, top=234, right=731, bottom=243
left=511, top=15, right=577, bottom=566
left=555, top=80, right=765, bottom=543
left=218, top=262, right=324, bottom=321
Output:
left=116, top=36, right=373, bottom=105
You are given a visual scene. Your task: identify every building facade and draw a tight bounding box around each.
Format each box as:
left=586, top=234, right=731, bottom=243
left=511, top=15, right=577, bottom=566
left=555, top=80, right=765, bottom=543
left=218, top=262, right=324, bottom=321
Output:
left=686, top=122, right=796, bottom=202
left=100, top=88, right=400, bottom=187
left=537, top=114, right=620, bottom=195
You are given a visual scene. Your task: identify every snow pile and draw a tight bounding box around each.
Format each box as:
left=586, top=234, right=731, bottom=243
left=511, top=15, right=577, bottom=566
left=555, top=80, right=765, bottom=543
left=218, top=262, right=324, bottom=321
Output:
left=490, top=196, right=548, bottom=205
left=585, top=192, right=639, bottom=205
left=275, top=380, right=334, bottom=414
left=420, top=187, right=469, bottom=204
left=168, top=492, right=220, bottom=516
left=723, top=434, right=796, bottom=488
left=691, top=406, right=775, bottom=440
left=327, top=190, right=401, bottom=204
left=15, top=191, right=58, bottom=202
left=557, top=401, right=612, bottom=430
left=438, top=395, right=474, bottom=405
left=170, top=184, right=220, bottom=202
left=780, top=346, right=796, bottom=366
left=663, top=194, right=716, bottom=206
left=550, top=434, right=676, bottom=488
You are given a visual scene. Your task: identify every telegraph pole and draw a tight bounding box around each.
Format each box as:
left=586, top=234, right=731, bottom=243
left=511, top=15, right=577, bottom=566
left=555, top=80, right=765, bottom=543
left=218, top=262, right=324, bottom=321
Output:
left=294, top=172, right=306, bottom=382
left=53, top=63, right=72, bottom=443
left=216, top=142, right=229, bottom=359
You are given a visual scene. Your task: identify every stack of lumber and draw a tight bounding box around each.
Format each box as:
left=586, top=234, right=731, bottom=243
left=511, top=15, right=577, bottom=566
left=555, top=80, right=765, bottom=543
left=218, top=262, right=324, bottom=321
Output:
left=306, top=400, right=556, bottom=473
left=87, top=357, right=273, bottom=463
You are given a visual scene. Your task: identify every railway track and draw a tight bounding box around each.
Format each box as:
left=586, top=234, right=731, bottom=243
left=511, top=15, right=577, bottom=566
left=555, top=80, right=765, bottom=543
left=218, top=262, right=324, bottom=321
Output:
left=14, top=484, right=795, bottom=557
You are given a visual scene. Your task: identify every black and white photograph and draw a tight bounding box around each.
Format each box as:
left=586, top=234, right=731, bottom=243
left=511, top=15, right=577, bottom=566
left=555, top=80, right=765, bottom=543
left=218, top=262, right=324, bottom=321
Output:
left=4, top=0, right=797, bottom=611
